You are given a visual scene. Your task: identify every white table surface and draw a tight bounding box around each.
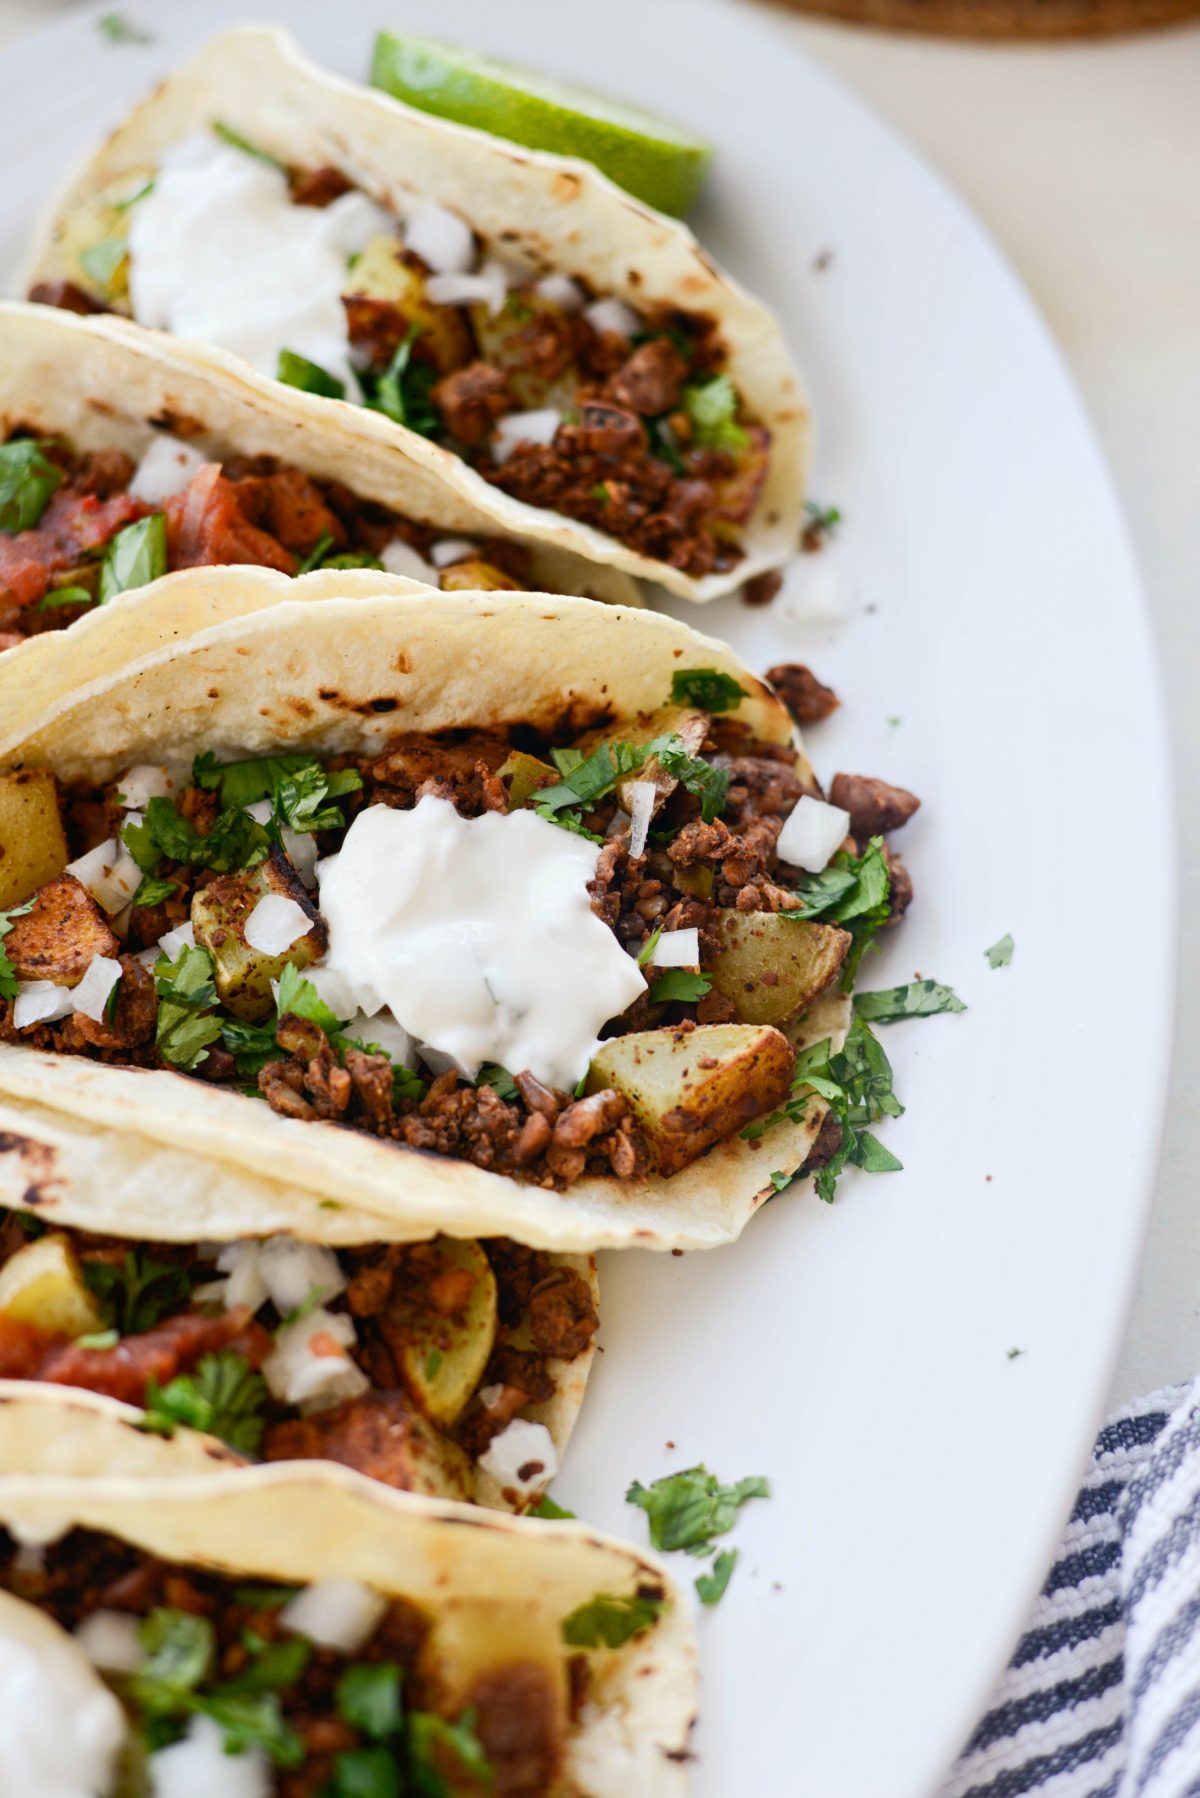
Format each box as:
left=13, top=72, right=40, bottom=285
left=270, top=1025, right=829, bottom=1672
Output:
left=2, top=0, right=1197, bottom=1408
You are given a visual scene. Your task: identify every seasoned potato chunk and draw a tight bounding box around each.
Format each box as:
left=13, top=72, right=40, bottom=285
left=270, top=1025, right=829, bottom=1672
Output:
left=577, top=703, right=709, bottom=812
left=709, top=912, right=850, bottom=1026
left=265, top=1391, right=473, bottom=1502
left=0, top=1233, right=105, bottom=1338
left=191, top=849, right=325, bottom=1021
left=345, top=236, right=473, bottom=372
left=389, top=1239, right=498, bottom=1429
left=468, top=292, right=579, bottom=411
left=0, top=771, right=69, bottom=910
left=438, top=558, right=525, bottom=593
left=589, top=1023, right=794, bottom=1175
left=4, top=874, right=117, bottom=987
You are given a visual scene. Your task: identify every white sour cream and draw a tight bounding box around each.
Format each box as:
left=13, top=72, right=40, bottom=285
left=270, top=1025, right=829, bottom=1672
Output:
left=128, top=133, right=391, bottom=394
left=317, top=797, right=646, bottom=1091
left=0, top=1588, right=127, bottom=1798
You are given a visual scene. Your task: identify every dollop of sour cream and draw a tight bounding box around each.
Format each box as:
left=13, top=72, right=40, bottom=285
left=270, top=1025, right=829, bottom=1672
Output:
left=0, top=1588, right=127, bottom=1797
left=317, top=797, right=646, bottom=1092
left=128, top=133, right=390, bottom=393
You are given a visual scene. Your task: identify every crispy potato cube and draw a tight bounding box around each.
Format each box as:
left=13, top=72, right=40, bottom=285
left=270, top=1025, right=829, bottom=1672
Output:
left=390, top=1239, right=498, bottom=1430
left=439, top=558, right=525, bottom=593
left=577, top=703, right=709, bottom=812
left=0, top=1233, right=105, bottom=1338
left=468, top=292, right=579, bottom=411
left=589, top=1023, right=794, bottom=1175
left=4, top=874, right=118, bottom=987
left=191, top=849, right=325, bottom=1022
left=345, top=236, right=473, bottom=372
left=497, top=750, right=558, bottom=811
left=709, top=912, right=850, bottom=1026
left=0, top=771, right=70, bottom=910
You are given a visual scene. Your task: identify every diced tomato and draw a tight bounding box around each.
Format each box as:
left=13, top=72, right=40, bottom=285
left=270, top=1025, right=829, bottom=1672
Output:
left=0, top=489, right=148, bottom=609
left=229, top=470, right=346, bottom=557
left=163, top=465, right=297, bottom=574
left=37, top=1307, right=272, bottom=1407
left=0, top=1311, right=63, bottom=1378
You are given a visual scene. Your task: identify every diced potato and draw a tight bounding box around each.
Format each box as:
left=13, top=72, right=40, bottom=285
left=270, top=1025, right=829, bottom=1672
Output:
left=4, top=874, right=117, bottom=987
left=468, top=292, right=580, bottom=411
left=392, top=1239, right=498, bottom=1430
left=0, top=1233, right=105, bottom=1338
left=497, top=750, right=558, bottom=811
left=0, top=771, right=69, bottom=910
left=709, top=912, right=850, bottom=1026
left=673, top=864, right=714, bottom=900
left=378, top=1400, right=474, bottom=1502
left=710, top=424, right=771, bottom=536
left=191, top=849, right=324, bottom=1021
left=577, top=703, right=709, bottom=812
left=438, top=558, right=524, bottom=593
left=53, top=167, right=155, bottom=309
left=588, top=1022, right=794, bottom=1176
left=345, top=236, right=473, bottom=372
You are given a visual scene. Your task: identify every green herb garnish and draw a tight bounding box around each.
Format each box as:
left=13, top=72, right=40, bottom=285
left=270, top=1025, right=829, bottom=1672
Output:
left=152, top=943, right=223, bottom=1070
left=561, top=1591, right=664, bottom=1649
left=649, top=968, right=711, bottom=1005
left=682, top=374, right=746, bottom=454
left=0, top=439, right=61, bottom=534
left=669, top=668, right=747, bottom=713
left=694, top=1547, right=738, bottom=1606
left=143, top=1351, right=267, bottom=1455
left=363, top=327, right=440, bottom=438
left=82, top=1248, right=195, bottom=1336
left=277, top=349, right=346, bottom=402
left=476, top=1064, right=518, bottom=1102
left=986, top=933, right=1014, bottom=969
left=853, top=980, right=965, bottom=1024
left=0, top=900, right=35, bottom=1002
left=213, top=121, right=286, bottom=171
left=98, top=512, right=167, bottom=603
left=626, top=1465, right=769, bottom=1555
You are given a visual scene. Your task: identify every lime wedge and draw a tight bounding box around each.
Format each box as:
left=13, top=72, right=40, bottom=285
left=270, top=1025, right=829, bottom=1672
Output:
left=371, top=31, right=712, bottom=218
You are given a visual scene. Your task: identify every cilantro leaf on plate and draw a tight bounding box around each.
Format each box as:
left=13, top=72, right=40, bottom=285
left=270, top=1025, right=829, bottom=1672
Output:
left=853, top=980, right=965, bottom=1023
left=626, top=1465, right=769, bottom=1555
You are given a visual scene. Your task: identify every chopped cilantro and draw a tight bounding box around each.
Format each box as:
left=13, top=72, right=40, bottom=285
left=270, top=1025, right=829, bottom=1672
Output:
left=143, top=1351, right=267, bottom=1455
left=0, top=900, right=35, bottom=1001
left=153, top=943, right=223, bottom=1070
left=637, top=926, right=663, bottom=968
left=476, top=1064, right=518, bottom=1102
left=535, top=730, right=726, bottom=827
left=1007, top=1347, right=1025, bottom=1360
left=649, top=968, right=711, bottom=1005
left=986, top=933, right=1014, bottom=969
left=626, top=1465, right=769, bottom=1555
left=530, top=1492, right=576, bottom=1520
left=73, top=1328, right=119, bottom=1351
left=277, top=349, right=346, bottom=402
left=769, top=1170, right=795, bottom=1195
left=233, top=1584, right=299, bottom=1610
left=98, top=11, right=152, bottom=43
left=272, top=762, right=362, bottom=835
left=532, top=804, right=605, bottom=843
left=363, top=327, right=440, bottom=438
left=131, top=1604, right=304, bottom=1765
left=682, top=374, right=746, bottom=454
left=276, top=962, right=343, bottom=1033
left=0, top=439, right=62, bottom=534
left=853, top=980, right=965, bottom=1023
left=125, top=795, right=271, bottom=875
left=408, top=1710, right=493, bottom=1790
left=784, top=836, right=891, bottom=985
left=131, top=1608, right=213, bottom=1714
left=745, top=1016, right=904, bottom=1202
left=98, top=512, right=167, bottom=603
left=695, top=1548, right=738, bottom=1607
left=80, top=237, right=127, bottom=295
left=293, top=535, right=384, bottom=576
left=37, top=584, right=95, bottom=610
left=83, top=1248, right=194, bottom=1336
left=213, top=120, right=286, bottom=170
left=548, top=746, right=585, bottom=777
left=220, top=1630, right=309, bottom=1695
left=655, top=737, right=729, bottom=823
left=337, top=1665, right=403, bottom=1741
left=219, top=1015, right=280, bottom=1078
left=803, top=500, right=842, bottom=546
left=669, top=668, right=747, bottom=713
left=561, top=1591, right=664, bottom=1649
left=132, top=873, right=178, bottom=909
left=193, top=750, right=312, bottom=808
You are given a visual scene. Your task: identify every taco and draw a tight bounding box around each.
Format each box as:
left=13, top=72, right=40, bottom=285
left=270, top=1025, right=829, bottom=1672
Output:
left=0, top=576, right=902, bottom=1252
left=22, top=25, right=806, bottom=601
left=0, top=1444, right=694, bottom=1794
left=0, top=301, right=638, bottom=652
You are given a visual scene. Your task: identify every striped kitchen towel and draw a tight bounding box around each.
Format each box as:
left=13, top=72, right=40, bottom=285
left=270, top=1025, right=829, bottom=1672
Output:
left=944, top=1377, right=1200, bottom=1798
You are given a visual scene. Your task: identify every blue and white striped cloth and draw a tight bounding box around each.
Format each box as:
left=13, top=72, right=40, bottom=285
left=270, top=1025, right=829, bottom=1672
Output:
left=944, top=1379, right=1200, bottom=1798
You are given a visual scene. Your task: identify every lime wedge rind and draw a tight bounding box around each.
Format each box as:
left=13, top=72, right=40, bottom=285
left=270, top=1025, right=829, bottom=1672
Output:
left=371, top=31, right=712, bottom=218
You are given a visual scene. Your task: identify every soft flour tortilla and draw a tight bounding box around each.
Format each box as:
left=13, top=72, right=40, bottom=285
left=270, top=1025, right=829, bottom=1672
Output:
left=0, top=1092, right=597, bottom=1514
left=0, top=1445, right=695, bottom=1796
left=0, top=577, right=825, bottom=1252
left=0, top=300, right=640, bottom=607
left=21, top=25, right=807, bottom=602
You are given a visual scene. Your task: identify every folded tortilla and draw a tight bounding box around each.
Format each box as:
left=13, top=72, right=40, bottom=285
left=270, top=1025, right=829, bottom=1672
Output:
left=0, top=299, right=640, bottom=607
left=21, top=25, right=807, bottom=602
left=0, top=576, right=825, bottom=1252
left=0, top=1435, right=695, bottom=1795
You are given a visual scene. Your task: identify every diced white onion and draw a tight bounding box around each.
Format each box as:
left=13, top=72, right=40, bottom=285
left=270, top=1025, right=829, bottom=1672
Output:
left=65, top=838, right=142, bottom=914
left=155, top=922, right=196, bottom=962
left=404, top=200, right=475, bottom=275
left=627, top=781, right=657, bottom=859
left=71, top=955, right=123, bottom=1023
left=651, top=927, right=700, bottom=968
left=115, top=763, right=179, bottom=809
left=215, top=1241, right=269, bottom=1313
left=302, top=963, right=361, bottom=1022
left=128, top=435, right=208, bottom=506
left=478, top=1383, right=504, bottom=1411
left=281, top=827, right=318, bottom=890
left=775, top=795, right=853, bottom=874
left=327, top=193, right=396, bottom=259
left=430, top=537, right=477, bottom=569
left=74, top=1610, right=144, bottom=1674
left=149, top=1712, right=270, bottom=1798
left=584, top=297, right=641, bottom=339
left=244, top=798, right=273, bottom=826
left=13, top=982, right=74, bottom=1029
left=417, top=1041, right=469, bottom=1079
left=340, top=1009, right=415, bottom=1067
left=189, top=1278, right=229, bottom=1306
left=380, top=538, right=437, bottom=583
left=279, top=1577, right=387, bottom=1656
left=425, top=256, right=509, bottom=315
left=256, top=1237, right=346, bottom=1315
left=534, top=273, right=585, bottom=313
left=478, top=1418, right=559, bottom=1493
left=262, top=1307, right=367, bottom=1410
left=491, top=408, right=562, bottom=465
left=244, top=894, right=311, bottom=956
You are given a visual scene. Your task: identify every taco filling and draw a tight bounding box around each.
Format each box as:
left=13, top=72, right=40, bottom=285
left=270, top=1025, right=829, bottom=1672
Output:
left=0, top=662, right=918, bottom=1194
left=0, top=429, right=532, bottom=650
left=32, top=124, right=768, bottom=579
left=0, top=1523, right=645, bottom=1795
left=0, top=1211, right=595, bottom=1508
